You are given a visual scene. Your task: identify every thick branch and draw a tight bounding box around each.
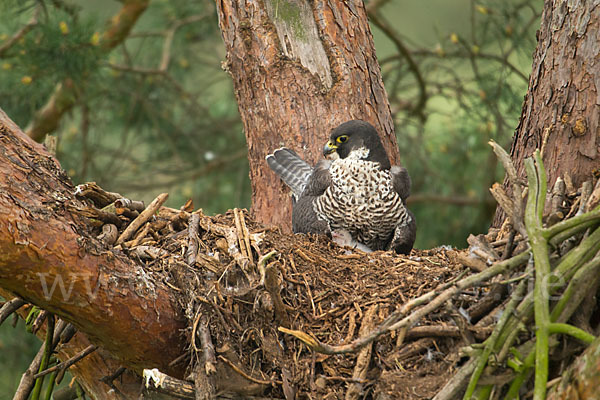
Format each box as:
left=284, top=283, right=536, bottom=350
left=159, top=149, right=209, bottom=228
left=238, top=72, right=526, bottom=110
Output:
left=0, top=109, right=186, bottom=376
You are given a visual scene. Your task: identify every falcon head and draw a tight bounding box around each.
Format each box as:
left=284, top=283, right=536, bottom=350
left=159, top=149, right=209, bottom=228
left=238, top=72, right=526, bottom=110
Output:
left=322, top=120, right=391, bottom=169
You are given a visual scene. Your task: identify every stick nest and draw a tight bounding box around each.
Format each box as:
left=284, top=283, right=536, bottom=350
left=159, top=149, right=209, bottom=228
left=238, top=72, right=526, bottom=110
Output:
left=72, top=157, right=600, bottom=399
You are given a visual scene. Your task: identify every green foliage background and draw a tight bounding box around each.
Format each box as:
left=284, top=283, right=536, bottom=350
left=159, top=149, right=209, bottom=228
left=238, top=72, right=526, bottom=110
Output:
left=0, top=0, right=541, bottom=394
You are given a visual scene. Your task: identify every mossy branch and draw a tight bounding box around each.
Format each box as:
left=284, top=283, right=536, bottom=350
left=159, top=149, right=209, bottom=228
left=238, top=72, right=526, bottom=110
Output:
left=524, top=151, right=551, bottom=400
left=462, top=262, right=532, bottom=399
left=31, top=314, right=55, bottom=400
left=548, top=323, right=595, bottom=344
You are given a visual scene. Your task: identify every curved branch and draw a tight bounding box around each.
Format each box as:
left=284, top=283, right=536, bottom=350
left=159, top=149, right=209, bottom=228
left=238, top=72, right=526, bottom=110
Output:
left=25, top=0, right=150, bottom=141
left=0, top=109, right=186, bottom=375
left=368, top=12, right=427, bottom=119
left=0, top=6, right=40, bottom=57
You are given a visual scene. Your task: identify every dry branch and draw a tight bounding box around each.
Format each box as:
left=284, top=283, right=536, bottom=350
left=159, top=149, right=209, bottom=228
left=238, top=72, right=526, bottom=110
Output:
left=194, top=315, right=217, bottom=400
left=116, top=192, right=168, bottom=245
left=33, top=345, right=98, bottom=380
left=345, top=305, right=378, bottom=400
left=144, top=368, right=195, bottom=399
left=0, top=297, right=26, bottom=325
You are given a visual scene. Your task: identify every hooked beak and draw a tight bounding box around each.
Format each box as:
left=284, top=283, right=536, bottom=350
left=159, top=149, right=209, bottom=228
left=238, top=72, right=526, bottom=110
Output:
left=323, top=140, right=337, bottom=157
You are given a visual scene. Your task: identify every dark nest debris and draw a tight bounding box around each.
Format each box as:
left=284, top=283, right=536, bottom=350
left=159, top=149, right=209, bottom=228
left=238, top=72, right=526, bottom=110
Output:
left=164, top=211, right=467, bottom=399
left=74, top=183, right=481, bottom=399
left=70, top=149, right=600, bottom=400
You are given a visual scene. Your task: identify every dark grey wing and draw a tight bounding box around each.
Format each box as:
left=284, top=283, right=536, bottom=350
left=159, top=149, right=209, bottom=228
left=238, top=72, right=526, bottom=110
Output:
left=300, top=160, right=332, bottom=196
left=266, top=148, right=313, bottom=199
left=292, top=195, right=330, bottom=235
left=389, top=166, right=415, bottom=254
left=388, top=209, right=416, bottom=255
left=391, top=166, right=411, bottom=203
left=292, top=159, right=333, bottom=235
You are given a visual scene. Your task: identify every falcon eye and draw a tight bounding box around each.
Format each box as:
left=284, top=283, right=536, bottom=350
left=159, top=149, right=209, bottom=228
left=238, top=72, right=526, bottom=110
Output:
left=336, top=135, right=349, bottom=144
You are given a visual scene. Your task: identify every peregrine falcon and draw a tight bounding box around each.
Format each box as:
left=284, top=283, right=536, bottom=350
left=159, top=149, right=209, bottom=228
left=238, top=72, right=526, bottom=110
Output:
left=266, top=120, right=416, bottom=254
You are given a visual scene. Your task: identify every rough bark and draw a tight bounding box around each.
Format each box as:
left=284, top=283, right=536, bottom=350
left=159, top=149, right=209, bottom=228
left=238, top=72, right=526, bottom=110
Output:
left=495, top=0, right=600, bottom=225
left=216, top=0, right=398, bottom=231
left=0, top=108, right=186, bottom=396
left=547, top=334, right=600, bottom=400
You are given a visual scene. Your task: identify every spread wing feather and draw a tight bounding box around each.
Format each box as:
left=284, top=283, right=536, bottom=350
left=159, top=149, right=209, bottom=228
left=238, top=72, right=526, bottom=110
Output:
left=266, top=148, right=313, bottom=199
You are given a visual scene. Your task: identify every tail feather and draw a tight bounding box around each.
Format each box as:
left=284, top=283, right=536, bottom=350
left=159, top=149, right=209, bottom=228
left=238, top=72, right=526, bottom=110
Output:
left=266, top=148, right=313, bottom=198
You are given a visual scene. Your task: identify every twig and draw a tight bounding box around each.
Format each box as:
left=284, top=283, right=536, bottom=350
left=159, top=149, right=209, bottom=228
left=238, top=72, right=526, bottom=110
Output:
left=160, top=14, right=209, bottom=71
left=99, top=366, right=126, bottom=390
left=116, top=193, right=168, bottom=245
left=497, top=225, right=600, bottom=379
left=0, top=6, right=39, bottom=57
left=186, top=213, right=200, bottom=267
left=544, top=205, right=600, bottom=242
left=194, top=315, right=216, bottom=400
left=143, top=368, right=195, bottom=399
left=445, top=301, right=475, bottom=345
left=505, top=349, right=536, bottom=399
left=490, top=183, right=516, bottom=226
left=59, top=323, right=77, bottom=345
left=502, top=229, right=517, bottom=260
left=217, top=355, right=281, bottom=386
left=489, top=140, right=526, bottom=238
left=233, top=208, right=254, bottom=268
left=547, top=323, right=595, bottom=344
left=369, top=13, right=427, bottom=118
left=30, top=310, right=48, bottom=335
left=199, top=215, right=248, bottom=272
left=42, top=370, right=57, bottom=400
left=432, top=358, right=477, bottom=400
left=405, top=324, right=486, bottom=340
left=33, top=345, right=97, bottom=380
left=97, top=225, right=119, bottom=249
left=587, top=178, right=600, bottom=211
left=14, top=319, right=66, bottom=400
left=114, top=197, right=146, bottom=212
left=258, top=250, right=277, bottom=285
left=462, top=262, right=532, bottom=399
left=0, top=297, right=26, bottom=326
left=345, top=305, right=378, bottom=400
left=408, top=48, right=529, bottom=82
left=551, top=254, right=600, bottom=323
left=74, top=182, right=124, bottom=208
left=524, top=151, right=551, bottom=400
left=108, top=14, right=208, bottom=75
left=577, top=180, right=593, bottom=215
left=265, top=262, right=290, bottom=326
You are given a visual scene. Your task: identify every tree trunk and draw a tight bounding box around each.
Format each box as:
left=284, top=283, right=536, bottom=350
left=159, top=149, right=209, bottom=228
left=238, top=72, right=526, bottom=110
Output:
left=495, top=0, right=600, bottom=225
left=216, top=0, right=398, bottom=231
left=0, top=109, right=186, bottom=398
left=547, top=334, right=600, bottom=399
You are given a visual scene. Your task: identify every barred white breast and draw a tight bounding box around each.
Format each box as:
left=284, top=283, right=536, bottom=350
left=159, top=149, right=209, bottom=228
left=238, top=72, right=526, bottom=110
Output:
left=313, top=155, right=410, bottom=251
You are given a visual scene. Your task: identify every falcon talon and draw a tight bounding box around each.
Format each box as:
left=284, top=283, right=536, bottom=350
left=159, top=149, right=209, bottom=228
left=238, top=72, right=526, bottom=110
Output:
left=267, top=120, right=416, bottom=255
